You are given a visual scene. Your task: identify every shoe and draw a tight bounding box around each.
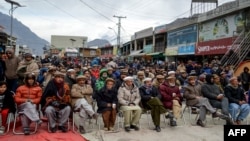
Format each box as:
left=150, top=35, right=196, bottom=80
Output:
left=155, top=126, right=161, bottom=132
left=226, top=120, right=235, bottom=125
left=212, top=112, right=230, bottom=120
left=92, top=113, right=99, bottom=120
left=165, top=112, right=174, bottom=119
left=50, top=127, right=57, bottom=133
left=130, top=125, right=139, bottom=131
left=0, top=126, right=5, bottom=134
left=37, top=120, right=43, bottom=126
left=103, top=127, right=109, bottom=131
left=124, top=126, right=130, bottom=132
left=58, top=126, right=68, bottom=133
left=79, top=126, right=86, bottom=134
left=24, top=128, right=30, bottom=135
left=212, top=112, right=220, bottom=118
left=197, top=120, right=206, bottom=127
left=109, top=127, right=115, bottom=131
left=170, top=118, right=177, bottom=126
left=191, top=107, right=198, bottom=114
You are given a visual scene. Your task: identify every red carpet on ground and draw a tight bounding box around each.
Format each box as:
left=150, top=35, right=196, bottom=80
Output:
left=0, top=122, right=87, bottom=141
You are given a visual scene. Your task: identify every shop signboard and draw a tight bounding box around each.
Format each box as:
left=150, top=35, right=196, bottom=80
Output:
left=178, top=44, right=195, bottom=55
left=196, top=37, right=233, bottom=55
left=113, top=46, right=117, bottom=55
left=154, top=24, right=167, bottom=34
left=165, top=46, right=178, bottom=56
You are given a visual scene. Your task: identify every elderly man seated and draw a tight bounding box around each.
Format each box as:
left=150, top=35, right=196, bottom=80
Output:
left=118, top=76, right=142, bottom=132
left=71, top=75, right=98, bottom=133
left=139, top=77, right=166, bottom=132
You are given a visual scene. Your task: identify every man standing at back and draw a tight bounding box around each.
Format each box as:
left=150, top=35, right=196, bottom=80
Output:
left=106, top=57, right=118, bottom=69
left=4, top=48, right=20, bottom=92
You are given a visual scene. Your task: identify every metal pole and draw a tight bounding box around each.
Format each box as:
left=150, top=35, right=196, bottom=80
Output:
left=10, top=3, right=13, bottom=46
left=113, top=15, right=126, bottom=56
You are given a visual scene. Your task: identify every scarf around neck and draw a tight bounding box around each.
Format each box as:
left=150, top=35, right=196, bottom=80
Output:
left=144, top=85, right=152, bottom=95
left=53, top=79, right=65, bottom=99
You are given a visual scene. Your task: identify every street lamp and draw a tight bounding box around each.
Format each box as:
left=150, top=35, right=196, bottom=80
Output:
left=5, top=0, right=25, bottom=46
left=108, top=27, right=117, bottom=35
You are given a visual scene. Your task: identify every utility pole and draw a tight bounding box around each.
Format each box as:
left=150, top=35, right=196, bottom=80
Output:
left=113, top=15, right=126, bottom=56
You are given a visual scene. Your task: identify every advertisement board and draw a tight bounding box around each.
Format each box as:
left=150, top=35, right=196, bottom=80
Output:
left=167, top=25, right=197, bottom=47
left=196, top=37, right=233, bottom=55
left=199, top=12, right=245, bottom=42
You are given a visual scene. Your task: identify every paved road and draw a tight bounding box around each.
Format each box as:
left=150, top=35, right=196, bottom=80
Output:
left=81, top=105, right=249, bottom=141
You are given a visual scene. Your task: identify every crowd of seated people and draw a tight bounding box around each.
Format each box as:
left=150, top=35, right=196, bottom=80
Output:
left=0, top=52, right=250, bottom=136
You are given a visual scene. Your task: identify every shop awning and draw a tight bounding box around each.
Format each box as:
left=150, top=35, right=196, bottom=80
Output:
left=146, top=52, right=163, bottom=56
left=129, top=50, right=144, bottom=57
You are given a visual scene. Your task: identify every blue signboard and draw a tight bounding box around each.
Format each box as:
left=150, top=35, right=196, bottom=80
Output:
left=178, top=44, right=195, bottom=55
left=167, top=24, right=198, bottom=47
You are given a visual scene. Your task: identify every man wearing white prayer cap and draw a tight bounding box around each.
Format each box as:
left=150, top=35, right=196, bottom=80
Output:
left=118, top=75, right=141, bottom=132
left=123, top=76, right=134, bottom=81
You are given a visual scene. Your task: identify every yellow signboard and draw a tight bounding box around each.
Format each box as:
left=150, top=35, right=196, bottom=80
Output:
left=113, top=47, right=117, bottom=55
left=165, top=47, right=178, bottom=56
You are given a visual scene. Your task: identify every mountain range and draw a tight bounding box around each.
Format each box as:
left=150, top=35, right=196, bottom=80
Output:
left=0, top=12, right=110, bottom=56
left=0, top=12, right=49, bottom=55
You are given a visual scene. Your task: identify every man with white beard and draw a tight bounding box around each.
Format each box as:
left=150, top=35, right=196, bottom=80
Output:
left=159, top=76, right=183, bottom=126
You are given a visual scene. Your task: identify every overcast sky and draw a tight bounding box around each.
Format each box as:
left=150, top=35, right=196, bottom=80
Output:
left=0, top=0, right=233, bottom=44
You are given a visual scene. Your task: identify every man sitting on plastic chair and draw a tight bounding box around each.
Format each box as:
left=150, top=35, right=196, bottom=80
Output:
left=96, top=78, right=118, bottom=131
left=0, top=81, right=16, bottom=135
left=118, top=76, right=142, bottom=132
left=159, top=76, right=183, bottom=126
left=139, top=77, right=166, bottom=132
left=14, top=73, right=43, bottom=135
left=71, top=75, right=98, bottom=134
left=201, top=74, right=234, bottom=125
left=183, top=76, right=228, bottom=127
left=41, top=71, right=71, bottom=133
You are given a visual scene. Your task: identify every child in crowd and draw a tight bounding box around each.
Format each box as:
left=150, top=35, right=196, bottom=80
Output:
left=0, top=81, right=16, bottom=134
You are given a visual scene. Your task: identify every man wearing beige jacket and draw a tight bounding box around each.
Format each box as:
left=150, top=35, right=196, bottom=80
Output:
left=71, top=75, right=98, bottom=134
left=118, top=76, right=142, bottom=132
